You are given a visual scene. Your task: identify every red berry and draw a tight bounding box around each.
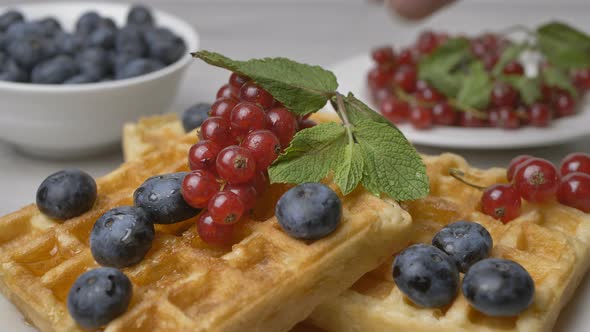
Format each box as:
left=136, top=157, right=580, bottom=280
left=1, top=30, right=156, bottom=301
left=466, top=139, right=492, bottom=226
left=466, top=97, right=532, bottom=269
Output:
left=480, top=33, right=499, bottom=48
left=491, top=82, right=519, bottom=107
left=299, top=119, right=317, bottom=129
left=371, top=46, right=395, bottom=66
left=554, top=91, right=576, bottom=117
left=416, top=31, right=439, bottom=55
left=371, top=87, right=394, bottom=103
left=379, top=96, right=409, bottom=124
left=397, top=48, right=416, bottom=66
left=470, top=39, right=488, bottom=58
left=241, top=130, right=281, bottom=171
left=188, top=140, right=221, bottom=172
left=239, top=82, right=275, bottom=110
left=208, top=191, right=245, bottom=225
left=251, top=171, right=269, bottom=197
left=514, top=158, right=560, bottom=203
left=197, top=212, right=234, bottom=246
left=216, top=84, right=233, bottom=100
left=458, top=112, right=487, bottom=127
left=266, top=107, right=298, bottom=148
left=540, top=84, right=555, bottom=103
left=367, top=66, right=394, bottom=89
left=482, top=53, right=500, bottom=71
left=181, top=170, right=220, bottom=208
left=200, top=117, right=235, bottom=147
left=230, top=102, right=267, bottom=139
left=573, top=68, right=590, bottom=91
left=481, top=184, right=522, bottom=223
left=507, top=155, right=534, bottom=182
left=557, top=172, right=590, bottom=212
left=393, top=66, right=417, bottom=93
left=432, top=102, right=456, bottom=125
left=416, top=85, right=444, bottom=104
left=224, top=184, right=257, bottom=210
left=488, top=107, right=520, bottom=129
left=409, top=106, right=433, bottom=130
left=560, top=153, right=590, bottom=176
left=216, top=146, right=256, bottom=184
left=503, top=61, right=524, bottom=76
left=528, top=103, right=552, bottom=127
left=229, top=73, right=250, bottom=97
left=210, top=98, right=238, bottom=121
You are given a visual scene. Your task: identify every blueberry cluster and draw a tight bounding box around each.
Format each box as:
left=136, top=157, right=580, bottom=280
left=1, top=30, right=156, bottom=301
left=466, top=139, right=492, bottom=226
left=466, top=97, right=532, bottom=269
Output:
left=0, top=5, right=186, bottom=84
left=393, top=221, right=535, bottom=317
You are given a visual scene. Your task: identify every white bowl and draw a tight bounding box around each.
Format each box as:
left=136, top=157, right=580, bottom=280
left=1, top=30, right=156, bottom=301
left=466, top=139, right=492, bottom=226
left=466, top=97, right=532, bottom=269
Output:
left=0, top=2, right=199, bottom=158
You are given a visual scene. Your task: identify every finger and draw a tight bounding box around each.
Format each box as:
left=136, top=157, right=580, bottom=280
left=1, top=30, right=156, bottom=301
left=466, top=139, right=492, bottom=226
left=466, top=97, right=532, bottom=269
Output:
left=386, top=0, right=456, bottom=20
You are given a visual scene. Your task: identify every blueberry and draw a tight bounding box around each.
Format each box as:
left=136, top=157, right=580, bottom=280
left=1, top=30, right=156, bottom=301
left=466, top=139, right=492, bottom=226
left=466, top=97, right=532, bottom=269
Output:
left=67, top=267, right=132, bottom=329
left=32, top=55, right=79, bottom=84
left=110, top=52, right=136, bottom=73
left=86, top=26, right=117, bottom=49
left=115, top=26, right=147, bottom=58
left=462, top=258, right=535, bottom=316
left=6, top=37, right=52, bottom=69
left=143, top=27, right=186, bottom=64
left=64, top=74, right=96, bottom=84
left=0, top=10, right=24, bottom=32
left=182, top=103, right=211, bottom=132
left=116, top=58, right=164, bottom=79
left=275, top=183, right=342, bottom=240
left=36, top=17, right=62, bottom=36
left=0, top=56, right=28, bottom=82
left=101, top=18, right=117, bottom=30
left=432, top=221, right=493, bottom=273
left=90, top=206, right=155, bottom=268
left=36, top=169, right=97, bottom=220
left=76, top=11, right=101, bottom=36
left=54, top=32, right=84, bottom=55
left=127, top=5, right=154, bottom=27
left=392, top=244, right=459, bottom=308
left=5, top=21, right=46, bottom=39
left=134, top=172, right=201, bottom=224
left=77, top=48, right=110, bottom=80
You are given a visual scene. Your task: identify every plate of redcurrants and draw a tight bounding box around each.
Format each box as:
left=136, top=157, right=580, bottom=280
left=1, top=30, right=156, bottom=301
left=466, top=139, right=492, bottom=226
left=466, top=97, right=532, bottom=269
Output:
left=323, top=29, right=590, bottom=149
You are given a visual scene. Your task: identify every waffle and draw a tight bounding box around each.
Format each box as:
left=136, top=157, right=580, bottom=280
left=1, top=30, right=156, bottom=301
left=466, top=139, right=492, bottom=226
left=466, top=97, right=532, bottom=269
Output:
left=0, top=114, right=413, bottom=332
left=123, top=115, right=590, bottom=332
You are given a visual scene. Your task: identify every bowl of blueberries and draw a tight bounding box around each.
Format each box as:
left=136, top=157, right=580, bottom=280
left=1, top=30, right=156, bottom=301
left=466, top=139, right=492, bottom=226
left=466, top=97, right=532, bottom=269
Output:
left=0, top=2, right=198, bottom=158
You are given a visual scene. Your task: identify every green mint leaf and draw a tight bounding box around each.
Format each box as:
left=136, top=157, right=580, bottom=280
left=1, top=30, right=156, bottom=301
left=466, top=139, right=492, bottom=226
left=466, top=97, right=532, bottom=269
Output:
left=340, top=93, right=393, bottom=127
left=543, top=66, right=578, bottom=97
left=354, top=119, right=429, bottom=201
left=492, top=44, right=526, bottom=77
left=500, top=75, right=540, bottom=105
left=333, top=143, right=364, bottom=195
left=418, top=38, right=472, bottom=97
left=456, top=62, right=493, bottom=109
left=194, top=50, right=338, bottom=115
left=537, top=21, right=590, bottom=69
left=268, top=122, right=346, bottom=184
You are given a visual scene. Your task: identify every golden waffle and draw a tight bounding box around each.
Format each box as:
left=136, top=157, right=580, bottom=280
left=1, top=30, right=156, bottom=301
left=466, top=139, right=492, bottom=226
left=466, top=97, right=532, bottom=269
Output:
left=123, top=115, right=590, bottom=332
left=0, top=114, right=413, bottom=332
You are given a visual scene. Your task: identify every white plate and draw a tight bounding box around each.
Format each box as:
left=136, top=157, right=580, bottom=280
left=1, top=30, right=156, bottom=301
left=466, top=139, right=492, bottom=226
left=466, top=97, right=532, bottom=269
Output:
left=322, top=54, right=590, bottom=149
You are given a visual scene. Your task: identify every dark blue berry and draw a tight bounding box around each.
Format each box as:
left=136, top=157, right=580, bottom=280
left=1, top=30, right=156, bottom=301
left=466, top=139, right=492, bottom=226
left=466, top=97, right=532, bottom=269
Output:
left=54, top=32, right=84, bottom=55
left=134, top=172, right=201, bottom=224
left=393, top=244, right=459, bottom=308
left=64, top=74, right=96, bottom=84
left=90, top=206, right=155, bottom=268
left=0, top=54, right=28, bottom=82
left=116, top=58, right=164, bottom=79
left=462, top=258, right=535, bottom=316
left=143, top=27, right=186, bottom=64
left=0, top=10, right=24, bottom=32
left=6, top=38, right=50, bottom=68
left=182, top=103, right=211, bottom=132
left=86, top=26, right=117, bottom=49
left=5, top=21, right=46, bottom=39
left=275, top=183, right=342, bottom=240
left=127, top=5, right=154, bottom=27
left=36, top=17, right=62, bottom=36
left=32, top=55, right=79, bottom=84
left=77, top=48, right=110, bottom=80
left=67, top=267, right=132, bottom=329
left=115, top=26, right=147, bottom=59
left=432, top=221, right=493, bottom=273
left=36, top=169, right=97, bottom=220
left=76, top=11, right=101, bottom=36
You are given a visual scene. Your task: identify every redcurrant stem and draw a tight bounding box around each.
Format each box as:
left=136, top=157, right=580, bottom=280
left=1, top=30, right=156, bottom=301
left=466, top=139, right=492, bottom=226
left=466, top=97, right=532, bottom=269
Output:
left=449, top=168, right=487, bottom=190
left=448, top=100, right=488, bottom=119
left=335, top=93, right=355, bottom=145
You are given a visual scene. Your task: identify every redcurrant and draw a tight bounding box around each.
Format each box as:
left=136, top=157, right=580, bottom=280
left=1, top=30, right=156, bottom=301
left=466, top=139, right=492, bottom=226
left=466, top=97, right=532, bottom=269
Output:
left=216, top=84, right=233, bottom=100
left=458, top=112, right=487, bottom=127
left=208, top=191, right=245, bottom=225
left=230, top=102, right=267, bottom=139
left=224, top=184, right=257, bottom=210
left=554, top=91, right=576, bottom=117
left=503, top=61, right=524, bottom=76
left=481, top=184, right=521, bottom=223
left=528, top=103, right=552, bottom=127
left=239, top=82, right=275, bottom=110
left=573, top=68, right=590, bottom=91
left=210, top=98, right=238, bottom=121
left=507, top=155, right=533, bottom=182
left=432, top=102, right=456, bottom=125
left=416, top=30, right=439, bottom=55
left=488, top=107, right=520, bottom=129
left=367, top=66, right=394, bottom=89
left=181, top=170, right=220, bottom=208
left=514, top=158, right=560, bottom=203
left=251, top=171, right=269, bottom=197
left=266, top=107, right=298, bottom=148
left=491, top=82, right=519, bottom=108
left=393, top=65, right=417, bottom=93
left=371, top=87, right=394, bottom=103
left=197, top=212, right=234, bottom=246
left=200, top=117, right=235, bottom=147
left=409, top=106, right=433, bottom=130
left=188, top=140, right=221, bottom=172
left=560, top=153, right=590, bottom=176
left=371, top=46, right=395, bottom=66
left=397, top=48, right=416, bottom=66
left=216, top=146, right=257, bottom=184
left=241, top=130, right=281, bottom=171
left=557, top=172, right=590, bottom=212
left=416, top=85, right=444, bottom=104
left=229, top=73, right=250, bottom=97
left=379, top=96, right=410, bottom=124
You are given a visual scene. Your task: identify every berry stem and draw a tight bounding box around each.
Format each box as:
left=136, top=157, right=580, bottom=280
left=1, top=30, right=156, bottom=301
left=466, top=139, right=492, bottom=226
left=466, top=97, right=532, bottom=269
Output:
left=335, top=93, right=355, bottom=145
left=449, top=168, right=487, bottom=190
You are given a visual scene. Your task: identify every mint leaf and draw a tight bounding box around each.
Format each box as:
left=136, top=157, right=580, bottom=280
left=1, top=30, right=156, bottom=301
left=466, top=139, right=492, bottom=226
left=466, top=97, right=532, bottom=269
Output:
left=194, top=50, right=338, bottom=115
left=492, top=44, right=526, bottom=77
left=268, top=122, right=345, bottom=184
left=354, top=119, right=429, bottom=200
left=418, top=38, right=472, bottom=97
left=456, top=62, right=493, bottom=109
left=501, top=75, right=540, bottom=105
left=340, top=93, right=393, bottom=127
left=543, top=66, right=578, bottom=97
left=537, top=21, right=590, bottom=69
left=333, top=143, right=364, bottom=195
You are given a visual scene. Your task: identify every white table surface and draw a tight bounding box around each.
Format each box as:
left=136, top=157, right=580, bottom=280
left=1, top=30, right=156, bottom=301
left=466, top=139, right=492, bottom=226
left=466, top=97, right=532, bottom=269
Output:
left=0, top=0, right=589, bottom=331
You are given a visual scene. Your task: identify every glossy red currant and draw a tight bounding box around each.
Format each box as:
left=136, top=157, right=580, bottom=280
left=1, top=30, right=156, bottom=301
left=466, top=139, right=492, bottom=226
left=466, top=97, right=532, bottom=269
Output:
left=488, top=107, right=520, bottom=129
left=409, top=106, right=433, bottom=130
left=481, top=184, right=522, bottom=223
left=197, top=212, right=234, bottom=246
left=397, top=48, right=415, bottom=66
left=239, top=82, right=275, bottom=109
left=251, top=171, right=269, bottom=197
left=379, top=96, right=410, bottom=124
left=491, top=82, right=519, bottom=108
left=229, top=73, right=250, bottom=97
left=367, top=66, right=394, bottom=89
left=514, top=158, right=560, bottom=203
left=507, top=155, right=533, bottom=182
left=554, top=91, right=576, bottom=117
left=224, top=184, right=257, bottom=211
left=241, top=130, right=281, bottom=171
left=557, top=172, right=590, bottom=212
left=266, top=107, right=298, bottom=148
left=216, top=146, right=257, bottom=184
left=503, top=61, right=524, bottom=76
left=432, top=102, right=456, bottom=125
left=482, top=53, right=500, bottom=71
left=371, top=87, right=394, bottom=103
left=528, top=103, right=552, bottom=127
left=188, top=140, right=221, bottom=172
left=210, top=98, right=238, bottom=121
left=573, top=68, right=590, bottom=91
left=181, top=170, right=220, bottom=208
left=560, top=153, right=590, bottom=176
left=371, top=46, right=395, bottom=66
left=416, top=85, right=444, bottom=104
left=208, top=191, right=245, bottom=225
left=393, top=65, right=417, bottom=93
left=416, top=30, right=439, bottom=54
left=230, top=102, right=268, bottom=139
left=199, top=117, right=235, bottom=147
left=216, top=84, right=233, bottom=100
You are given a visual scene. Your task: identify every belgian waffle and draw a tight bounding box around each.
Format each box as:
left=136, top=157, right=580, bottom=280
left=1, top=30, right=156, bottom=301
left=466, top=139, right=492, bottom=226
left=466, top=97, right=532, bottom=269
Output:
left=124, top=114, right=590, bottom=332
left=0, top=114, right=413, bottom=331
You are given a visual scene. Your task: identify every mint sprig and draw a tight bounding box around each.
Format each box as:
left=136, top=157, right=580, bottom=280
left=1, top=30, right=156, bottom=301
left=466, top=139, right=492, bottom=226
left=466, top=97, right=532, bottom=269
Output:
left=537, top=22, right=590, bottom=69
